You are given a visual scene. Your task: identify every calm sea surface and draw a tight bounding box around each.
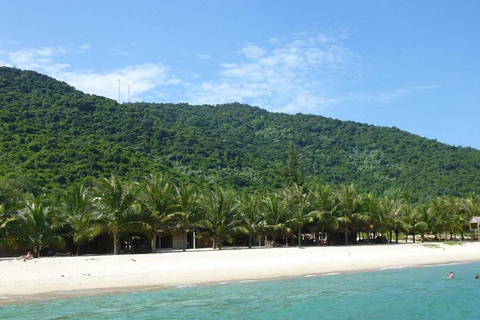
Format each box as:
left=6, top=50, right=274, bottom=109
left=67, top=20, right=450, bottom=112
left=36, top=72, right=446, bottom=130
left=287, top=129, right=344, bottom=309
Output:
left=2, top=262, right=480, bottom=319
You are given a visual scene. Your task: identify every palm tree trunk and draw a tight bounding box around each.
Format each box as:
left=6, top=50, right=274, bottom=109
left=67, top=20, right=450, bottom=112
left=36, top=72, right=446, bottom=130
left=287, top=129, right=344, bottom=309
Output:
left=182, top=232, right=186, bottom=252
left=151, top=232, right=157, bottom=253
left=298, top=228, right=302, bottom=247
left=76, top=242, right=81, bottom=256
left=270, top=235, right=276, bottom=247
left=113, top=233, right=120, bottom=255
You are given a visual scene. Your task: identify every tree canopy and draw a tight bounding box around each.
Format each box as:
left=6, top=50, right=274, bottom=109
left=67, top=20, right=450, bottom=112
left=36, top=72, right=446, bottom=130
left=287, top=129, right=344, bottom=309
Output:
left=1, top=66, right=480, bottom=202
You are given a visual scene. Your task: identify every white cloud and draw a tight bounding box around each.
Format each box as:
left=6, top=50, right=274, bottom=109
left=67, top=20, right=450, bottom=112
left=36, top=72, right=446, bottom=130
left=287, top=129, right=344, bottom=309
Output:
left=0, top=44, right=181, bottom=102
left=60, top=63, right=181, bottom=102
left=76, top=43, right=92, bottom=52
left=278, top=93, right=340, bottom=114
left=340, top=84, right=443, bottom=105
left=184, top=30, right=439, bottom=114
left=197, top=54, right=211, bottom=60
left=0, top=33, right=439, bottom=112
left=240, top=45, right=266, bottom=60
left=186, top=31, right=359, bottom=113
left=5, top=46, right=70, bottom=74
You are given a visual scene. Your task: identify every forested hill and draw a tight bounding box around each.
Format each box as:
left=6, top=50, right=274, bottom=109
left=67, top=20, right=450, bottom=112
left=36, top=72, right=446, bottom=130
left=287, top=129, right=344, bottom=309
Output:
left=1, top=66, right=479, bottom=201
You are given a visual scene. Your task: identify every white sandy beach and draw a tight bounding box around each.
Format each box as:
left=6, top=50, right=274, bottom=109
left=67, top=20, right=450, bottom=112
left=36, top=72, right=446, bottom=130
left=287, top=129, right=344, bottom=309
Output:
left=1, top=242, right=480, bottom=302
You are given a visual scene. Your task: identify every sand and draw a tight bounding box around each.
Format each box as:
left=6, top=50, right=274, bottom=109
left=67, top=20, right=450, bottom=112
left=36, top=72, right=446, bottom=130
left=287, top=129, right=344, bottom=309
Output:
left=1, top=242, right=480, bottom=303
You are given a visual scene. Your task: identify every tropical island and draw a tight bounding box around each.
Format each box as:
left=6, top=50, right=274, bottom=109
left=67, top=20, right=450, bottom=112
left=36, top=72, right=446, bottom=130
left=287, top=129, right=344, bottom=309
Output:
left=1, top=67, right=480, bottom=300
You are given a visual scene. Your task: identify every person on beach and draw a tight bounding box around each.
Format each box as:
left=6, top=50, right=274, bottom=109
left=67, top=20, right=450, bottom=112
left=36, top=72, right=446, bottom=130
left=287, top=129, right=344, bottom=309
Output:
left=16, top=251, right=33, bottom=261
left=448, top=271, right=454, bottom=279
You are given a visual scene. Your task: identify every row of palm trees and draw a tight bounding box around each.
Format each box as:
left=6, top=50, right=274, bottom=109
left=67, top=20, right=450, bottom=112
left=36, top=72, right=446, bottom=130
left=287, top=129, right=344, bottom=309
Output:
left=1, top=173, right=480, bottom=257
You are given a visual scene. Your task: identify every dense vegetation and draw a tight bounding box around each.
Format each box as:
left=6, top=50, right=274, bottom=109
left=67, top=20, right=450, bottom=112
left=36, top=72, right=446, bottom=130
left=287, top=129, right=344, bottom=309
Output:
left=1, top=67, right=480, bottom=202
left=1, top=174, right=479, bottom=257
left=2, top=66, right=480, bottom=255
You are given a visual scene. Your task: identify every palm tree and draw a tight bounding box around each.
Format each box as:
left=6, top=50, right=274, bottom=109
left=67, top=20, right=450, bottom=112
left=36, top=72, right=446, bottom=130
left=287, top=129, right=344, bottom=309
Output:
left=428, top=197, right=450, bottom=241
left=444, top=196, right=466, bottom=240
left=262, top=191, right=290, bottom=247
left=412, top=204, right=430, bottom=243
left=0, top=203, right=8, bottom=233
left=93, top=175, right=139, bottom=255
left=197, top=188, right=245, bottom=249
left=135, top=174, right=175, bottom=253
left=237, top=191, right=266, bottom=248
left=0, top=203, right=18, bottom=248
left=378, top=196, right=404, bottom=243
left=462, top=193, right=480, bottom=218
left=0, top=187, right=21, bottom=246
left=308, top=185, right=339, bottom=245
left=10, top=194, right=65, bottom=257
left=59, top=184, right=94, bottom=255
left=168, top=182, right=201, bottom=251
left=0, top=204, right=7, bottom=228
left=284, top=184, right=313, bottom=247
left=354, top=193, right=378, bottom=243
left=335, top=184, right=360, bottom=245
left=462, top=193, right=480, bottom=240
left=400, top=203, right=415, bottom=243
left=400, top=190, right=413, bottom=204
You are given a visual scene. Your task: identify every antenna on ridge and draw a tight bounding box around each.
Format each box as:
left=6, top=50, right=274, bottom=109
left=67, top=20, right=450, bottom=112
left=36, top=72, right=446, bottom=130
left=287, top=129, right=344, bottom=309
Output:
left=118, top=79, right=121, bottom=103
left=128, top=85, right=130, bottom=103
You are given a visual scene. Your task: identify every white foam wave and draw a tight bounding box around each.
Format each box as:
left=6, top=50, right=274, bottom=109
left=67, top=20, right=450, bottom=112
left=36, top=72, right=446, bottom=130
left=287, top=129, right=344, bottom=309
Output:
left=176, top=284, right=197, bottom=289
left=240, top=279, right=260, bottom=283
left=322, top=272, right=340, bottom=276
left=379, top=266, right=407, bottom=270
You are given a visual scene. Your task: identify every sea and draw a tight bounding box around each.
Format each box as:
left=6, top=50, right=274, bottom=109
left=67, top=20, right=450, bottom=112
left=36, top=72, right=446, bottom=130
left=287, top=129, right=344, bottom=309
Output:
left=1, top=261, right=480, bottom=319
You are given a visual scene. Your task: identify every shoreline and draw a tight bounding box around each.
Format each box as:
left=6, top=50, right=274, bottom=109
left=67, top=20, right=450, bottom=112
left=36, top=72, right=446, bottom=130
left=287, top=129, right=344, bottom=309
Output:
left=2, top=242, right=480, bottom=304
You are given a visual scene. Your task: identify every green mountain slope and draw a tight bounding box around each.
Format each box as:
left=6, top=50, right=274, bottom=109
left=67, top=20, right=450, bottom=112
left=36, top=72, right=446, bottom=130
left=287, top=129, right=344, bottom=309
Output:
left=1, top=66, right=479, bottom=200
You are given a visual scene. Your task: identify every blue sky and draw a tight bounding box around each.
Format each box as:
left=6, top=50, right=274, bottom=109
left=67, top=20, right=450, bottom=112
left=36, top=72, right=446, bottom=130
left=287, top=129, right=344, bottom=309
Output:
left=1, top=1, right=479, bottom=149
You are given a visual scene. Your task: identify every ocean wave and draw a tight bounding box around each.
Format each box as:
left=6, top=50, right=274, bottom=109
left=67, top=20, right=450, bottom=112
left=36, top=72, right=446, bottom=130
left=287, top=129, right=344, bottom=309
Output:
left=379, top=266, right=407, bottom=270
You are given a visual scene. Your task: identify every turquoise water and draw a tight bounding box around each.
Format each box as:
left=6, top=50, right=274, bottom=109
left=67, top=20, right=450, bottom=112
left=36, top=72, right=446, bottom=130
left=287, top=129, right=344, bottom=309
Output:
left=2, top=262, right=480, bottom=319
